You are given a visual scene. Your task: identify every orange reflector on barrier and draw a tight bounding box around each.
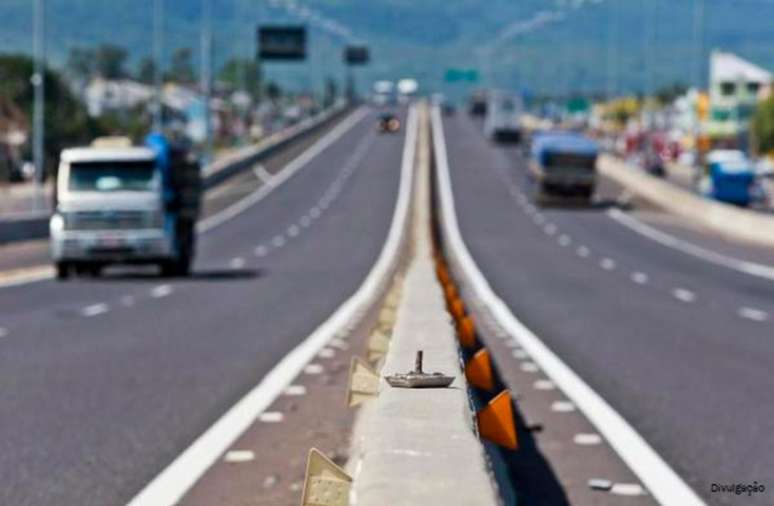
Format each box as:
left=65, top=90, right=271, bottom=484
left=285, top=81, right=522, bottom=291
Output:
left=465, top=348, right=493, bottom=391
left=444, top=284, right=458, bottom=303
left=477, top=390, right=518, bottom=449
left=458, top=316, right=477, bottom=348
left=450, top=299, right=465, bottom=322
left=436, top=264, right=451, bottom=285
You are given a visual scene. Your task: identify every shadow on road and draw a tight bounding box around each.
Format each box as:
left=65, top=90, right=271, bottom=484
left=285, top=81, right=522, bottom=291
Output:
left=93, top=267, right=264, bottom=282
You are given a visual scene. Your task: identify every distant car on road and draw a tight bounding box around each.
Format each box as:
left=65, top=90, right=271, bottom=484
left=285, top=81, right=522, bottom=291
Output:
left=377, top=112, right=401, bottom=133
left=468, top=90, right=487, bottom=117
left=484, top=91, right=523, bottom=143
left=529, top=131, right=598, bottom=203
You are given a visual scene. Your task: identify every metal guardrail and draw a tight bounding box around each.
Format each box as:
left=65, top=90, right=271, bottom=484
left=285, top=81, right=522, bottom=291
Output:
left=0, top=102, right=349, bottom=245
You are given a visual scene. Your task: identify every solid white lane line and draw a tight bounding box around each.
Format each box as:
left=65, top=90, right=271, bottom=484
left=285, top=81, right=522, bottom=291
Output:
left=127, top=107, right=418, bottom=506
left=151, top=285, right=173, bottom=298
left=431, top=106, right=705, bottom=506
left=672, top=288, right=696, bottom=303
left=631, top=272, right=649, bottom=284
left=81, top=303, right=109, bottom=317
left=600, top=258, right=616, bottom=270
left=608, top=208, right=774, bottom=283
left=738, top=307, right=769, bottom=322
left=198, top=107, right=369, bottom=233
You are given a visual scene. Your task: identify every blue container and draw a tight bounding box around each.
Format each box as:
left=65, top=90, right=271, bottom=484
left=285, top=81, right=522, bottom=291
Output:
left=709, top=160, right=755, bottom=206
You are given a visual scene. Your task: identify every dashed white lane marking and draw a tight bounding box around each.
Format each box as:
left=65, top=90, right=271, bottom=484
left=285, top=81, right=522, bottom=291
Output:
left=272, top=235, right=285, bottom=248
left=574, top=433, right=603, bottom=446
left=82, top=303, right=109, bottom=317
left=151, top=285, right=173, bottom=298
left=600, top=258, right=616, bottom=271
left=551, top=400, right=577, bottom=413
left=672, top=288, right=696, bottom=303
left=0, top=327, right=7, bottom=338
left=520, top=361, right=539, bottom=373
left=120, top=295, right=135, bottom=307
left=317, top=347, right=336, bottom=359
left=533, top=214, right=546, bottom=225
left=309, top=206, right=321, bottom=218
left=258, top=411, right=284, bottom=423
left=631, top=272, right=649, bottom=284
left=533, top=379, right=556, bottom=390
left=223, top=450, right=255, bottom=463
left=284, top=385, right=307, bottom=396
left=738, top=307, right=769, bottom=322
left=558, top=234, right=572, bottom=247
left=576, top=246, right=590, bottom=258
left=230, top=257, right=246, bottom=269
left=287, top=225, right=300, bottom=237
left=254, top=245, right=268, bottom=257
left=544, top=223, right=557, bottom=236
left=589, top=479, right=614, bottom=491
left=303, top=363, right=324, bottom=375
left=299, top=215, right=312, bottom=228
left=253, top=164, right=275, bottom=186
left=512, top=349, right=529, bottom=359
left=610, top=483, right=648, bottom=496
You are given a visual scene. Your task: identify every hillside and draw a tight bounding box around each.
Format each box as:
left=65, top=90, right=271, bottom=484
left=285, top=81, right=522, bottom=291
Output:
left=2, top=0, right=773, bottom=98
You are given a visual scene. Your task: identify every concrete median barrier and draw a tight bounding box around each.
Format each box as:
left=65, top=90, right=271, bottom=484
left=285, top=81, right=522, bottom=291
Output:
left=599, top=154, right=774, bottom=249
left=347, top=105, right=501, bottom=506
left=0, top=102, right=350, bottom=245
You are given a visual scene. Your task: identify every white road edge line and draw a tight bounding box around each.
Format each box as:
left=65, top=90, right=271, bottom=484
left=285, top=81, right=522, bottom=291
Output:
left=608, top=207, right=774, bottom=282
left=126, top=106, right=418, bottom=506
left=431, top=106, right=705, bottom=506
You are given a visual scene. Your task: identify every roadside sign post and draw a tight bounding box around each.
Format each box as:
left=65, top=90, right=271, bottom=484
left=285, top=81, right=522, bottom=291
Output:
left=343, top=45, right=369, bottom=101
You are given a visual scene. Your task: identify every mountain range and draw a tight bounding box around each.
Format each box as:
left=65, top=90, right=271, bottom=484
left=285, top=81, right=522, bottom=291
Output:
left=2, top=0, right=774, bottom=100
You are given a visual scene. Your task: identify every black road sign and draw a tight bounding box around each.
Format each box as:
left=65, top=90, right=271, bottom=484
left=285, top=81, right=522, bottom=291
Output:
left=258, top=26, right=306, bottom=61
left=344, top=46, right=369, bottom=65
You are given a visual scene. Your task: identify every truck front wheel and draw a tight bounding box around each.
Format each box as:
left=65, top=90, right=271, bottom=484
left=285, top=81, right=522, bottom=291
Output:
left=55, top=262, right=70, bottom=280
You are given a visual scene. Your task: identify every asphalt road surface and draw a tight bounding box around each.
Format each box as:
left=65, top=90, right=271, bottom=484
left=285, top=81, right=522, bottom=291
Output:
left=0, top=107, right=407, bottom=506
left=440, top=112, right=774, bottom=505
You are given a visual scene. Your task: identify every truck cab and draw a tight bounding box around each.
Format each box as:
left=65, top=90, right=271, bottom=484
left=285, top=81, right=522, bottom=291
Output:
left=50, top=136, right=199, bottom=279
left=529, top=131, right=598, bottom=204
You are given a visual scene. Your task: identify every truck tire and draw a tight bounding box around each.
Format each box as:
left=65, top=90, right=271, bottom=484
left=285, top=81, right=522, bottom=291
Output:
left=55, top=262, right=70, bottom=280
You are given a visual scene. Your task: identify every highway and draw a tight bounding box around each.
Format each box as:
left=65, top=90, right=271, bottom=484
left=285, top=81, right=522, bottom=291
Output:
left=438, top=112, right=774, bottom=504
left=0, top=107, right=407, bottom=506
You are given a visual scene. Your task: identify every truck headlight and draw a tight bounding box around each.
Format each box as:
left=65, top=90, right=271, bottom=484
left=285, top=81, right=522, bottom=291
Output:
left=50, top=213, right=65, bottom=233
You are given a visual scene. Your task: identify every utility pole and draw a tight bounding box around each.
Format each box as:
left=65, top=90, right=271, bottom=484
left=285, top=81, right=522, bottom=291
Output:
left=692, top=0, right=706, bottom=89
left=606, top=0, right=618, bottom=99
left=201, top=0, right=213, bottom=164
left=32, top=0, right=45, bottom=186
left=153, top=0, right=164, bottom=132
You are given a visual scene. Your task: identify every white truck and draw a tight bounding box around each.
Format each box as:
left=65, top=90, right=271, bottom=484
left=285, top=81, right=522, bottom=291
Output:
left=484, top=90, right=523, bottom=143
left=50, top=136, right=201, bottom=279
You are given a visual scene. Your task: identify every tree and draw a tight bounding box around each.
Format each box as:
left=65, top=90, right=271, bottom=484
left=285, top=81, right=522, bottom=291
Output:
left=168, top=48, right=195, bottom=84
left=217, top=58, right=262, bottom=99
left=752, top=89, right=774, bottom=155
left=95, top=44, right=129, bottom=79
left=0, top=54, right=99, bottom=177
left=136, top=57, right=156, bottom=85
left=67, top=47, right=96, bottom=82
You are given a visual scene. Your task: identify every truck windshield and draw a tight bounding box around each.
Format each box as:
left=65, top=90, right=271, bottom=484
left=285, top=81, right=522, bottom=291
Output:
left=545, top=152, right=596, bottom=172
left=69, top=161, right=158, bottom=192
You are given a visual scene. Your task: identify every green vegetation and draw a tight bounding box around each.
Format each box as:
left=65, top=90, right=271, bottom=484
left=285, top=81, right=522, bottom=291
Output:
left=752, top=90, right=774, bottom=155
